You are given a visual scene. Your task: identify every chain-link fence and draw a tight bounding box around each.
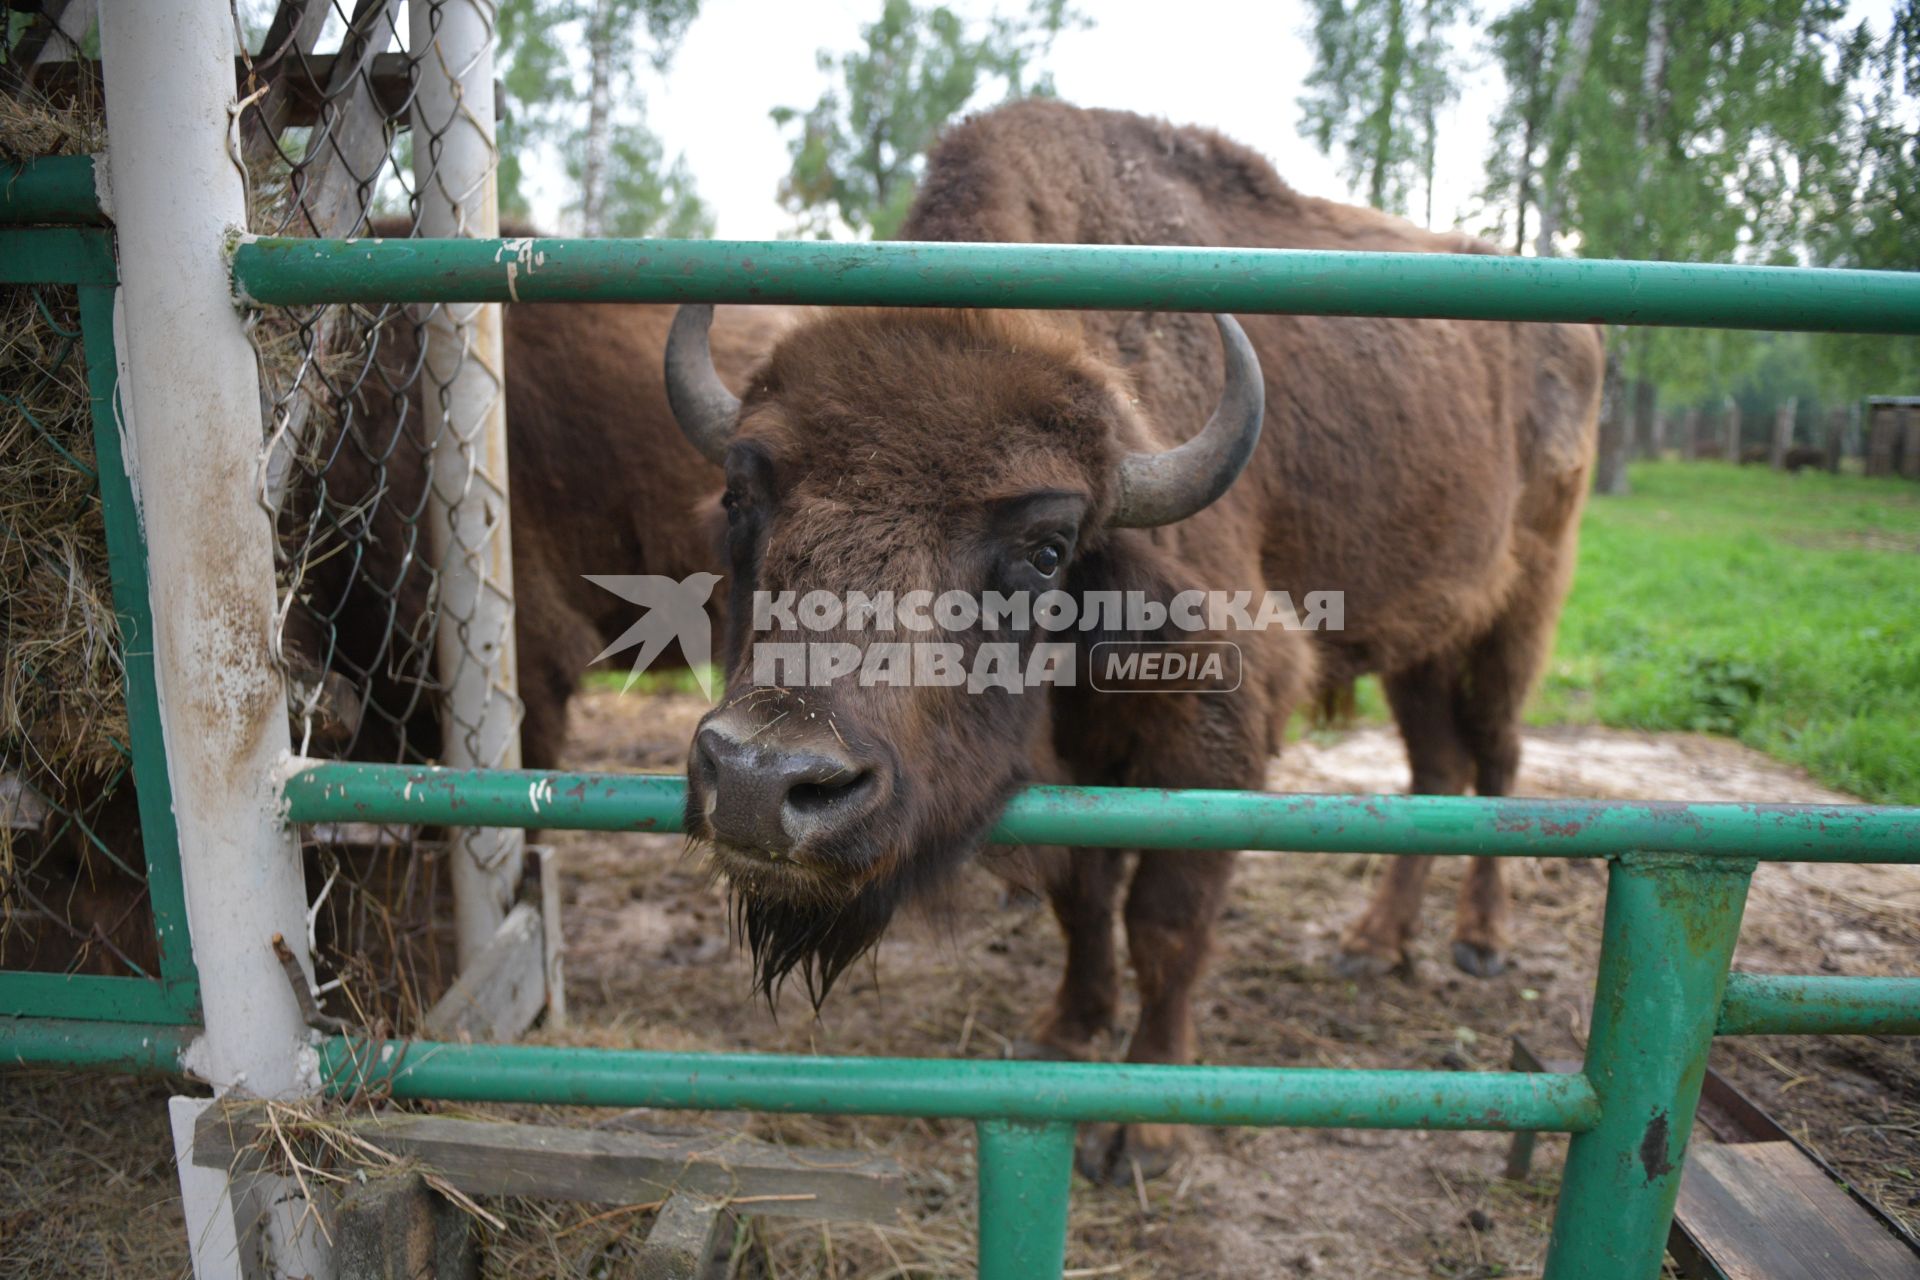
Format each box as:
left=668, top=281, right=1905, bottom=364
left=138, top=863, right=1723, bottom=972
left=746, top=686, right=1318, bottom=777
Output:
left=240, top=0, right=524, bottom=1027
left=1, top=0, right=529, bottom=1029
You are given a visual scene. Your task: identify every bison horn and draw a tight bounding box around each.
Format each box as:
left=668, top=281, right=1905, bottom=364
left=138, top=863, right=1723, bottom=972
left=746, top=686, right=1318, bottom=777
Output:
left=665, top=304, right=740, bottom=464
left=1110, top=314, right=1265, bottom=528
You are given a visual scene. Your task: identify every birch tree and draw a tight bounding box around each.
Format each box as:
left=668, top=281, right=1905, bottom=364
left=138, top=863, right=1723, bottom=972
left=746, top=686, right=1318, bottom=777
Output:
left=771, top=0, right=1083, bottom=239
left=1298, top=0, right=1468, bottom=221
left=495, top=0, right=711, bottom=236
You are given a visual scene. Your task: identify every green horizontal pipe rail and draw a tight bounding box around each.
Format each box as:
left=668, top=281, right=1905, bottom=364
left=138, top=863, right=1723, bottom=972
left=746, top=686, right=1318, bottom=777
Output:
left=1717, top=974, right=1920, bottom=1036
left=0, top=1017, right=194, bottom=1073
left=284, top=761, right=1920, bottom=863
left=231, top=236, right=1920, bottom=334
left=0, top=155, right=104, bottom=225
left=319, top=1039, right=1600, bottom=1132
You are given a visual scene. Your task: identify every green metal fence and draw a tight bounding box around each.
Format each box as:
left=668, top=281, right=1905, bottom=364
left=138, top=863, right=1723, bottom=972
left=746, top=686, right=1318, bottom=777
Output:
left=240, top=236, right=1920, bottom=1279
left=5, top=153, right=1919, bottom=1278
left=0, top=158, right=199, bottom=1028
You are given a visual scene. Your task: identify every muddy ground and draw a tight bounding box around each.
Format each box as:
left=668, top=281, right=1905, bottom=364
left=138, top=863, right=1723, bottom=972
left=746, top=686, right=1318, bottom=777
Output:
left=6, top=690, right=1916, bottom=1278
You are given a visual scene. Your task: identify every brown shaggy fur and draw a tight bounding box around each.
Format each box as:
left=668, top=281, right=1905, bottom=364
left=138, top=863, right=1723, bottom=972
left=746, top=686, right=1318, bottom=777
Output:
left=292, top=297, right=784, bottom=771
left=682, top=102, right=1602, bottom=1180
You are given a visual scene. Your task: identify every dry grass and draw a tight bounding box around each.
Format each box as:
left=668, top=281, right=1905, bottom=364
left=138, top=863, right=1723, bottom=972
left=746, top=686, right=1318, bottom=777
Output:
left=0, top=85, right=100, bottom=162
left=0, top=284, right=124, bottom=785
left=0, top=87, right=129, bottom=952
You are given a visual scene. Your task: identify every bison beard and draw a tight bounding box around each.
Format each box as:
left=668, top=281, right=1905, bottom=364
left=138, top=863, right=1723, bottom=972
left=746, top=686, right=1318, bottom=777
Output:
left=701, top=771, right=1027, bottom=1005
left=731, top=879, right=896, bottom=1007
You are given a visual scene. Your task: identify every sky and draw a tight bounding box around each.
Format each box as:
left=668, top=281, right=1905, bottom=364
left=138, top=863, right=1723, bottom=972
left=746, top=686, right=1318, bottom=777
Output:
left=528, top=0, right=1901, bottom=242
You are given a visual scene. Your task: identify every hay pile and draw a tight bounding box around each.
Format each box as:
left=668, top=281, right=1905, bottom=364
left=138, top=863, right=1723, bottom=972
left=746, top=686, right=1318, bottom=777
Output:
left=1, top=86, right=123, bottom=905
left=0, top=286, right=124, bottom=784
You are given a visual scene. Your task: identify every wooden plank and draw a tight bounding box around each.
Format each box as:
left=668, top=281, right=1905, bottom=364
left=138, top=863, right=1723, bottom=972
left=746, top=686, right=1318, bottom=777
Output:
left=633, top=1195, right=733, bottom=1280
left=424, top=899, right=547, bottom=1043
left=195, top=1108, right=904, bottom=1225
left=1672, top=1141, right=1920, bottom=1280
left=535, top=843, right=568, bottom=1030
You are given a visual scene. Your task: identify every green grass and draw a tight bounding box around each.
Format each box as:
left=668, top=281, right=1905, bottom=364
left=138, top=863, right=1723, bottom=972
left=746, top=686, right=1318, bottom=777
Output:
left=580, top=665, right=719, bottom=697
left=1531, top=462, right=1920, bottom=804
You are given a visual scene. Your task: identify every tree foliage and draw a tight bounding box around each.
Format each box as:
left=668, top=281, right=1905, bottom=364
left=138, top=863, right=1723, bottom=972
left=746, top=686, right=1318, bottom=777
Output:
left=495, top=0, right=712, bottom=236
left=1478, top=0, right=1881, bottom=438
left=1297, top=0, right=1471, bottom=222
left=771, top=0, right=1084, bottom=239
left=1809, top=1, right=1920, bottom=394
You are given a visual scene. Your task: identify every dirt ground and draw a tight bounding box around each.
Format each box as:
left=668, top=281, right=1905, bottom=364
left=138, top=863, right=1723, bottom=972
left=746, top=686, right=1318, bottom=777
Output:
left=6, top=690, right=1916, bottom=1278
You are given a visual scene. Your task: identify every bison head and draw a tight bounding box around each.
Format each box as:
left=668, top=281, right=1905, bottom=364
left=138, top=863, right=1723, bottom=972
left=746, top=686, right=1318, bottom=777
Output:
left=664, top=305, right=1263, bottom=1000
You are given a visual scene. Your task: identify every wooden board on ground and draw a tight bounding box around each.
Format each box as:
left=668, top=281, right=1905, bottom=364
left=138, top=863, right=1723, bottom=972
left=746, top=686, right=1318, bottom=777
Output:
left=424, top=899, right=547, bottom=1043
left=634, top=1195, right=734, bottom=1280
left=195, top=1107, right=904, bottom=1225
left=1672, top=1141, right=1920, bottom=1279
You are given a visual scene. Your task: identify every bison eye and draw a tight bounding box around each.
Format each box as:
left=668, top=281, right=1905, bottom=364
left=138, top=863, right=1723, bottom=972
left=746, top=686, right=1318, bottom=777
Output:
left=1027, top=543, right=1063, bottom=577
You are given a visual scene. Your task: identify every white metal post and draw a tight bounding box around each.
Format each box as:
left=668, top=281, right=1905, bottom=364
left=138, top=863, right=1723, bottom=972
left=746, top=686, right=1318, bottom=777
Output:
left=98, top=0, right=315, bottom=1114
left=410, top=0, right=526, bottom=971
left=99, top=3, right=326, bottom=1274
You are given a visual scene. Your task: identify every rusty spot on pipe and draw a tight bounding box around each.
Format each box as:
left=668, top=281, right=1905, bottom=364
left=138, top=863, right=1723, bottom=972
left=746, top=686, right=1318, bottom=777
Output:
left=1639, top=1109, right=1673, bottom=1182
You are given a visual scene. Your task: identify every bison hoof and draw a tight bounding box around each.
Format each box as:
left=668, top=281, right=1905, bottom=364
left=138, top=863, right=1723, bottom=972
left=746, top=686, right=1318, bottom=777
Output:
left=1075, top=1122, right=1181, bottom=1186
left=1008, top=1035, right=1096, bottom=1063
left=1330, top=945, right=1407, bottom=980
left=1450, top=939, right=1507, bottom=978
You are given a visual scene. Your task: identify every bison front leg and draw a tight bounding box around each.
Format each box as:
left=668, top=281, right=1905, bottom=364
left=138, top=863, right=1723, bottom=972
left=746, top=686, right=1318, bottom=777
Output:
left=1451, top=857, right=1509, bottom=977
left=1021, top=848, right=1125, bottom=1061
left=1335, top=657, right=1475, bottom=976
left=1076, top=848, right=1236, bottom=1185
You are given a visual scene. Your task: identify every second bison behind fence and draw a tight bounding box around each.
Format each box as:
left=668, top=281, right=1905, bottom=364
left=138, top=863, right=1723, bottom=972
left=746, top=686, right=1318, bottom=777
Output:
left=278, top=294, right=781, bottom=775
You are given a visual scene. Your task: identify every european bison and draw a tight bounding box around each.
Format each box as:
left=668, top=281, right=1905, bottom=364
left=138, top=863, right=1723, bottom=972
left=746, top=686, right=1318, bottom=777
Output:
left=1782, top=444, right=1827, bottom=472
left=669, top=101, right=1603, bottom=1180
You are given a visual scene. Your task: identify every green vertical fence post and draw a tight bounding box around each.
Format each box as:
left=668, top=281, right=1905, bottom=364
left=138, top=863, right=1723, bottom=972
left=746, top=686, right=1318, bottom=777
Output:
left=976, top=1119, right=1076, bottom=1279
left=76, top=284, right=199, bottom=1018
left=1542, top=854, right=1753, bottom=1280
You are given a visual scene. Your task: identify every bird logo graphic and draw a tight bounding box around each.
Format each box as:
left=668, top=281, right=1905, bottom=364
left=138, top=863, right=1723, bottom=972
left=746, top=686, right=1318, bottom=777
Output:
left=583, top=572, right=723, bottom=699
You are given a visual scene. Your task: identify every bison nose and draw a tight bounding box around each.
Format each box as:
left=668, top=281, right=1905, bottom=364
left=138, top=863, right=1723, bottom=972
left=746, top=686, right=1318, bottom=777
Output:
left=692, top=720, right=882, bottom=854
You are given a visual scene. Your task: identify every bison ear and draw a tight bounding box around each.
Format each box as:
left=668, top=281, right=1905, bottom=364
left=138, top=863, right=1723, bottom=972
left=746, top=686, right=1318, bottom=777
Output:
left=1109, top=314, right=1264, bottom=528
left=665, top=304, right=742, bottom=464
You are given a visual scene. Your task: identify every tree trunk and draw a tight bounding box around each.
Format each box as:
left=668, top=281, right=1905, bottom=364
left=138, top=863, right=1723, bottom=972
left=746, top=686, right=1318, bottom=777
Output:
left=1368, top=0, right=1409, bottom=211
left=1723, top=396, right=1742, bottom=462
left=580, top=0, right=617, bottom=236
left=1632, top=377, right=1657, bottom=462
left=1770, top=398, right=1798, bottom=469
left=1532, top=0, right=1601, bottom=256
left=1419, top=0, right=1437, bottom=228
left=1513, top=29, right=1544, bottom=253
left=1680, top=407, right=1699, bottom=460
left=1593, top=350, right=1631, bottom=495
left=1824, top=408, right=1846, bottom=472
